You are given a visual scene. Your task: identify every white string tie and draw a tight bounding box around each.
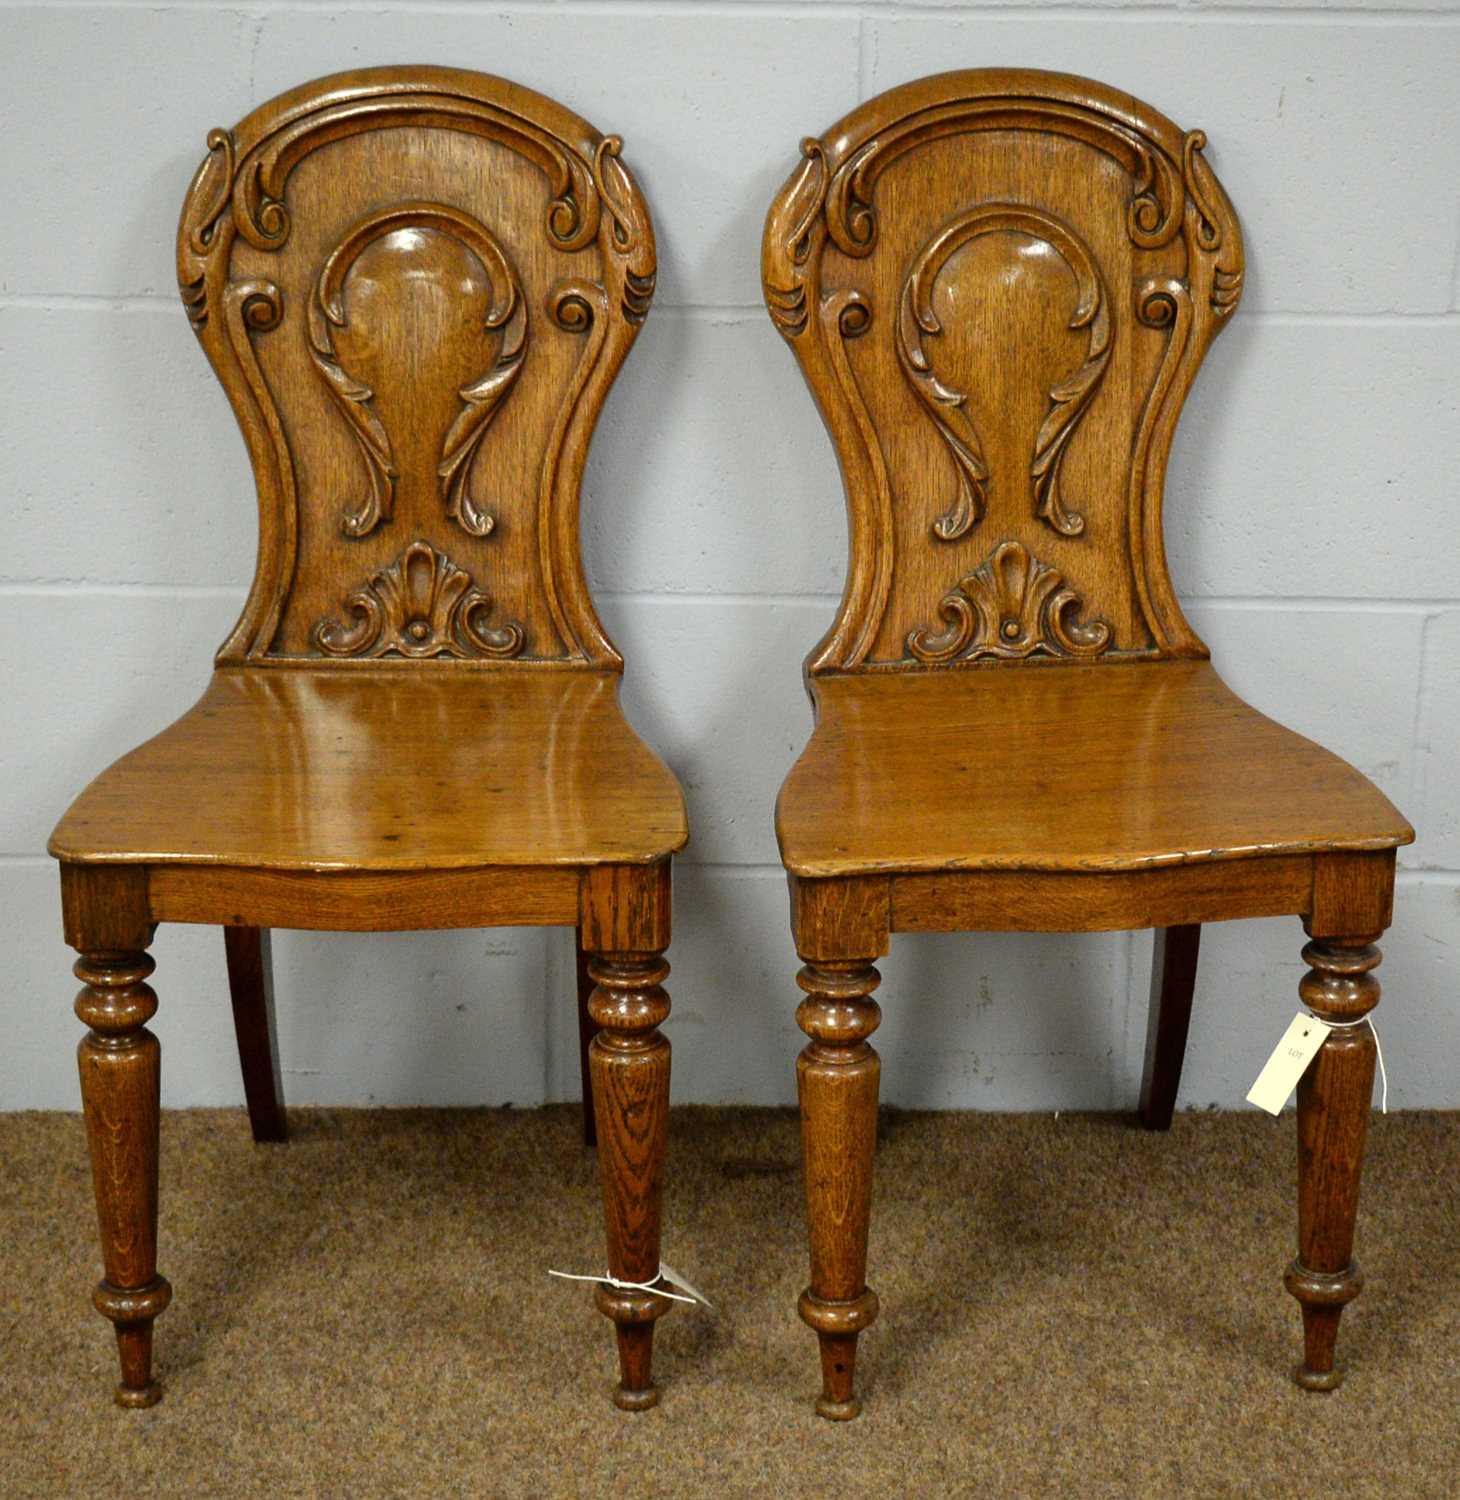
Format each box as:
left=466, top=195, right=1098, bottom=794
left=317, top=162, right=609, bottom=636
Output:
left=1308, top=1012, right=1388, bottom=1114
left=547, top=1263, right=712, bottom=1309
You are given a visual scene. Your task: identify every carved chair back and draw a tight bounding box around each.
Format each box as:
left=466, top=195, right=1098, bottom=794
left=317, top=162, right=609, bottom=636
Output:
left=178, top=67, right=654, bottom=669
left=762, top=68, right=1243, bottom=674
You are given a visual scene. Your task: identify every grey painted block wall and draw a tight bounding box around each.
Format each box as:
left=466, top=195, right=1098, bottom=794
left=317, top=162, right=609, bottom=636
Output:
left=2, top=0, right=1457, bottom=1112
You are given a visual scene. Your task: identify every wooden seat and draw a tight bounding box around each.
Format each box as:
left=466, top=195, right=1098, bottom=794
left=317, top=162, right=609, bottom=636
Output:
left=761, top=68, right=1413, bottom=1419
left=52, top=669, right=685, bottom=873
left=51, top=66, right=685, bottom=1413
left=778, top=662, right=1407, bottom=877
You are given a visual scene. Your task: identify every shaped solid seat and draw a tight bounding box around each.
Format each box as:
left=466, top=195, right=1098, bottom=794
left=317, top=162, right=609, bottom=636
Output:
left=777, top=661, right=1407, bottom=878
left=51, top=668, right=686, bottom=872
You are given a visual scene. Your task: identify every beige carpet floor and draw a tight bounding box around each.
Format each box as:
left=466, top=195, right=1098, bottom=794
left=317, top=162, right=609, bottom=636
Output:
left=2, top=1106, right=1457, bottom=1498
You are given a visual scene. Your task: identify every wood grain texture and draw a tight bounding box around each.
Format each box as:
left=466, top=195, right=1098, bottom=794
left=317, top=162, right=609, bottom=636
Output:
left=74, top=951, right=172, bottom=1408
left=223, top=927, right=287, bottom=1142
left=763, top=68, right=1243, bottom=674
left=575, top=929, right=598, bottom=1147
left=149, top=864, right=580, bottom=930
left=763, top=68, right=1412, bottom=1417
left=778, top=662, right=1410, bottom=878
left=52, top=66, right=684, bottom=1413
left=795, top=960, right=882, bottom=1421
left=1285, top=934, right=1382, bottom=1390
left=1139, top=924, right=1201, bottom=1130
left=51, top=669, right=686, bottom=872
left=586, top=948, right=673, bottom=1411
left=889, top=858, right=1312, bottom=934
left=176, top=65, right=653, bottom=669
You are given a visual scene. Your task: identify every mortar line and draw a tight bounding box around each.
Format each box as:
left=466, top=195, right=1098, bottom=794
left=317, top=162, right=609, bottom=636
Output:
left=5, top=294, right=1455, bottom=327
left=4, top=0, right=1458, bottom=21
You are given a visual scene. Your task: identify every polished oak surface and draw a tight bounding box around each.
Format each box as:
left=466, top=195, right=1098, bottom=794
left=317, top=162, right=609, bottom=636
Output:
left=53, top=66, right=683, bottom=1413
left=762, top=67, right=1412, bottom=1418
left=51, top=668, right=686, bottom=870
left=777, top=661, right=1411, bottom=877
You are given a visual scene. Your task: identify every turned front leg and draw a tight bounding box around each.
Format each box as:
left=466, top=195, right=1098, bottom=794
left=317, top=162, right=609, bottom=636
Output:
left=796, top=960, right=881, bottom=1421
left=588, top=952, right=672, bottom=1410
left=75, top=951, right=172, bottom=1408
left=1284, top=934, right=1381, bottom=1390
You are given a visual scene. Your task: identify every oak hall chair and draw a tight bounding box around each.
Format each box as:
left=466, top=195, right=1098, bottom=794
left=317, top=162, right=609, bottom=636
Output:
left=49, top=67, right=687, bottom=1412
left=761, top=69, right=1412, bottom=1419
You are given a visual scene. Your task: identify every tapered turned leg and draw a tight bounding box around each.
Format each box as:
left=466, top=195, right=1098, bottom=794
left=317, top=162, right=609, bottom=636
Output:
left=1139, top=924, right=1201, bottom=1130
left=223, top=926, right=286, bottom=1143
left=587, top=951, right=672, bottom=1410
left=75, top=950, right=172, bottom=1408
left=796, top=960, right=881, bottom=1421
left=1283, top=934, right=1381, bottom=1390
left=575, top=930, right=598, bottom=1147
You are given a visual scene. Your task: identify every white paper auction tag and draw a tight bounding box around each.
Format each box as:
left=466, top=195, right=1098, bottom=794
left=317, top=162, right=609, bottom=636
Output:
left=1246, top=1012, right=1330, bottom=1115
left=659, top=1262, right=713, bottom=1311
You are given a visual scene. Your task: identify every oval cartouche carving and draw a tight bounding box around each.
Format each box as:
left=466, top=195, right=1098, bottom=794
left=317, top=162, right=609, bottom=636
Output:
left=896, top=204, right=1111, bottom=542
left=308, top=202, right=527, bottom=540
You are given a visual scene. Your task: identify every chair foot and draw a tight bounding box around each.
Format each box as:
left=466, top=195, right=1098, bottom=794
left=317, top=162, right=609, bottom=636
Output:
left=595, top=1272, right=669, bottom=1411
left=114, top=1379, right=164, bottom=1410
left=799, top=1287, right=879, bottom=1418
left=1294, top=1361, right=1345, bottom=1394
left=1285, top=1259, right=1361, bottom=1391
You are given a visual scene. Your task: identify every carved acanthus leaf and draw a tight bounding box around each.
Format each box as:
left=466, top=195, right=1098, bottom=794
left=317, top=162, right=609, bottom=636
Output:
left=906, top=540, right=1111, bottom=664
left=897, top=205, right=1111, bottom=542
left=313, top=539, right=525, bottom=660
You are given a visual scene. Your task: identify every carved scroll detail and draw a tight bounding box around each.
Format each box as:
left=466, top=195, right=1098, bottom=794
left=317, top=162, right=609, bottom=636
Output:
left=187, top=129, right=237, bottom=257
left=313, top=539, right=525, bottom=660
left=307, top=202, right=527, bottom=539
left=593, top=136, right=657, bottom=324
left=176, top=87, right=615, bottom=342
left=1183, top=130, right=1244, bottom=316
left=824, top=98, right=1185, bottom=260
left=763, top=139, right=829, bottom=338
left=906, top=540, right=1111, bottom=664
left=226, top=94, right=600, bottom=255
left=897, top=205, right=1111, bottom=542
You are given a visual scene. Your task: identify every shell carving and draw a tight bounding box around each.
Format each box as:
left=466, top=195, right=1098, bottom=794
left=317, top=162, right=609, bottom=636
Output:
left=313, top=539, right=525, bottom=660
left=906, top=540, right=1111, bottom=665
